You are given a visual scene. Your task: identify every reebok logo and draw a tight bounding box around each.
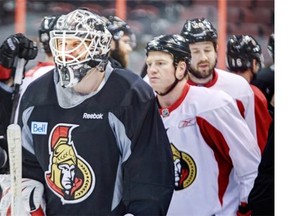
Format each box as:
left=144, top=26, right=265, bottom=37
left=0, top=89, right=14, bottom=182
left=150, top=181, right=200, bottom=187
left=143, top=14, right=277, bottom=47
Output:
left=83, top=113, right=103, bottom=120
left=178, top=118, right=196, bottom=128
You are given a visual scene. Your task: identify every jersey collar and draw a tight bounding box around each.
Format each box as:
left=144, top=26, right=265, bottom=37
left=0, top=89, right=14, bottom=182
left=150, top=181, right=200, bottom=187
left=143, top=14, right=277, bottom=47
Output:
left=187, top=69, right=218, bottom=87
left=25, top=61, right=55, bottom=77
left=158, top=83, right=190, bottom=117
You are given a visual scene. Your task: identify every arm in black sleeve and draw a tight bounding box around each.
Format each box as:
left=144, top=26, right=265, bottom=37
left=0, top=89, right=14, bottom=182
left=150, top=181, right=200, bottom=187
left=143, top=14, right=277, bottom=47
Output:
left=122, top=98, right=174, bottom=215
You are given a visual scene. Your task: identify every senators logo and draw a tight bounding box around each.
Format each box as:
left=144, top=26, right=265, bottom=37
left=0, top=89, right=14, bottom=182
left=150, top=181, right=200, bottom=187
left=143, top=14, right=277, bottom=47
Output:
left=45, top=124, right=95, bottom=204
left=171, top=144, right=196, bottom=190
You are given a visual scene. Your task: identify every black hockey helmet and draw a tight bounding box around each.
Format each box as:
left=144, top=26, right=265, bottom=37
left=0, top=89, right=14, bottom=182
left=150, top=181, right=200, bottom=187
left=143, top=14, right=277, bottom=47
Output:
left=226, top=35, right=264, bottom=72
left=267, top=33, right=274, bottom=60
left=180, top=18, right=217, bottom=44
left=145, top=34, right=191, bottom=66
left=145, top=34, right=191, bottom=96
left=39, top=15, right=59, bottom=55
left=105, top=15, right=136, bottom=48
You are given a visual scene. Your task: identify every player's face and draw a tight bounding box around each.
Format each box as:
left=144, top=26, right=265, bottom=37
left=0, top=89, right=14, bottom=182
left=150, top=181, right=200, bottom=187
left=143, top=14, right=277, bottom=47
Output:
left=146, top=51, right=176, bottom=94
left=56, top=37, right=90, bottom=63
left=188, top=41, right=217, bottom=79
left=58, top=163, right=76, bottom=191
left=111, top=35, right=133, bottom=68
left=119, top=35, right=133, bottom=54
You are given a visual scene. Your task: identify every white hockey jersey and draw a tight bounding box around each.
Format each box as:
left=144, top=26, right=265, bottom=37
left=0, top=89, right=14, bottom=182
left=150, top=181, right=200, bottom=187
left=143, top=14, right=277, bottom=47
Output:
left=162, top=84, right=260, bottom=216
left=187, top=69, right=257, bottom=150
left=21, top=61, right=55, bottom=95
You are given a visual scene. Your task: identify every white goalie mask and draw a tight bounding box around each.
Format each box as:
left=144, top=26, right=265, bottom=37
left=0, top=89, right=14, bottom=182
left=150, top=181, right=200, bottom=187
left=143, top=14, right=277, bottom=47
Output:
left=50, top=9, right=112, bottom=87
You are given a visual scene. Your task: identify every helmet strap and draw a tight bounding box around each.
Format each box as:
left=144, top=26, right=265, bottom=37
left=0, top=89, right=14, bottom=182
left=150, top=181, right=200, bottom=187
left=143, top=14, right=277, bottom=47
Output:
left=156, top=78, right=178, bottom=96
left=156, top=66, right=182, bottom=96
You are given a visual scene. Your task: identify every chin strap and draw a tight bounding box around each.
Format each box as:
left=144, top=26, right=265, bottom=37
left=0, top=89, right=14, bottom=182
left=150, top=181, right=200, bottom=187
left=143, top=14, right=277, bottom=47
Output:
left=156, top=67, right=187, bottom=96
left=156, top=78, right=179, bottom=96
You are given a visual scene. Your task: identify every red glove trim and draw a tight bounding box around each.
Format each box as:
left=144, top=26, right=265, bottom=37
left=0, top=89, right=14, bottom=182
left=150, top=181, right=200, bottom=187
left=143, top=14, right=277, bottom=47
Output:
left=0, top=65, right=12, bottom=80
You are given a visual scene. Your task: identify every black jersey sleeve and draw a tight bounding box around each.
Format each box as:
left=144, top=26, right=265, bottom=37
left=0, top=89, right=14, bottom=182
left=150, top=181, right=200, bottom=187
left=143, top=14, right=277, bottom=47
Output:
left=118, top=89, right=174, bottom=215
left=105, top=69, right=174, bottom=215
left=252, top=67, right=274, bottom=103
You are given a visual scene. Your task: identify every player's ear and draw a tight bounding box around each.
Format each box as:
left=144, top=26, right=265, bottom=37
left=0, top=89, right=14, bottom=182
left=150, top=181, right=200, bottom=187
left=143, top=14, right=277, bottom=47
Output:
left=176, top=61, right=186, bottom=80
left=110, top=40, right=116, bottom=51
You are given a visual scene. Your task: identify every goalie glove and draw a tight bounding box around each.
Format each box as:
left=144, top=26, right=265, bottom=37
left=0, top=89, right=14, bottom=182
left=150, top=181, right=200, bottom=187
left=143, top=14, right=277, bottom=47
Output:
left=0, top=175, right=46, bottom=216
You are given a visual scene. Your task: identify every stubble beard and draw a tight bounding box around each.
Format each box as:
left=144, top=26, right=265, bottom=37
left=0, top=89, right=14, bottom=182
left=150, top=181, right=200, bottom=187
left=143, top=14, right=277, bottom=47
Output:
left=189, top=61, right=216, bottom=79
left=110, top=48, right=128, bottom=68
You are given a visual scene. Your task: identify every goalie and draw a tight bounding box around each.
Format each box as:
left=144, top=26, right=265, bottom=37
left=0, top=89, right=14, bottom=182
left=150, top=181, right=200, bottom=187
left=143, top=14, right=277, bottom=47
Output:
left=3, top=8, right=174, bottom=216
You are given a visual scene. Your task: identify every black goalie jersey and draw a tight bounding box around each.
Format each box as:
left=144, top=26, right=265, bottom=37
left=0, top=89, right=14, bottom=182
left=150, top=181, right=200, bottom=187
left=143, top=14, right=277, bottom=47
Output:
left=18, top=66, right=174, bottom=215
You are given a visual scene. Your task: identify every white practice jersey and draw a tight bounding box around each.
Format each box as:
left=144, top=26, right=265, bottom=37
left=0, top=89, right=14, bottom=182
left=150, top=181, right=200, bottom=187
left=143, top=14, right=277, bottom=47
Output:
left=187, top=69, right=258, bottom=152
left=163, top=84, right=260, bottom=216
left=21, top=62, right=55, bottom=95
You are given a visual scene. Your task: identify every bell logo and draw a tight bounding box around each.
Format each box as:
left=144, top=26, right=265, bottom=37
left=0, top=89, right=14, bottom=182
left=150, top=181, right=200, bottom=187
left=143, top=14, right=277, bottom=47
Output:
left=31, top=121, right=48, bottom=135
left=83, top=113, right=103, bottom=120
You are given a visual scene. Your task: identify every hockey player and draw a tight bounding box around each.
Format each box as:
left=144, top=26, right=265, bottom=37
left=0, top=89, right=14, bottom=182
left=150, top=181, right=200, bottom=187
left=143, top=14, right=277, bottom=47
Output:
left=145, top=34, right=260, bottom=216
left=252, top=33, right=274, bottom=114
left=0, top=9, right=174, bottom=215
left=180, top=18, right=265, bottom=153
left=21, top=15, right=58, bottom=91
left=105, top=15, right=136, bottom=69
left=0, top=33, right=37, bottom=174
left=226, top=34, right=272, bottom=154
left=13, top=15, right=59, bottom=123
left=241, top=35, right=274, bottom=216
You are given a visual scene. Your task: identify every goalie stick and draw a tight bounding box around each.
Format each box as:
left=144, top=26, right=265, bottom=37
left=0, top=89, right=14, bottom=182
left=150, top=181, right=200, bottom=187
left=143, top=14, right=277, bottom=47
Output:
left=6, top=58, right=26, bottom=216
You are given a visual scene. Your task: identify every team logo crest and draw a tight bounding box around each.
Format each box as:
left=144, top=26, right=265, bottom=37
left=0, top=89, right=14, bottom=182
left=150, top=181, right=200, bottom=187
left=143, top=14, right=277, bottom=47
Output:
left=171, top=143, right=196, bottom=190
left=45, top=124, right=95, bottom=204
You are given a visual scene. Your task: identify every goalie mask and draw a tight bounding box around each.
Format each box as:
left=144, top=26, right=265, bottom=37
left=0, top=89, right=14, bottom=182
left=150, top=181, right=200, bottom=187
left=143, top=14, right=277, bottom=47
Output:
left=49, top=9, right=112, bottom=87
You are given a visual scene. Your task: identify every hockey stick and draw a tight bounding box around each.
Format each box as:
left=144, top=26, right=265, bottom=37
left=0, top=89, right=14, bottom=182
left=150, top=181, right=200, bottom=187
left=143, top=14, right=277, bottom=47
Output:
left=6, top=57, right=26, bottom=216
left=6, top=124, right=22, bottom=216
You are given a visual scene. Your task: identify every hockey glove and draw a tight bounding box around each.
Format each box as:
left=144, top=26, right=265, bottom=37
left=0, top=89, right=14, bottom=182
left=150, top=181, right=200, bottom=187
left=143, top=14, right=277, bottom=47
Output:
left=0, top=35, right=20, bottom=69
left=0, top=34, right=37, bottom=80
left=15, top=33, right=38, bottom=60
left=0, top=175, right=46, bottom=216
